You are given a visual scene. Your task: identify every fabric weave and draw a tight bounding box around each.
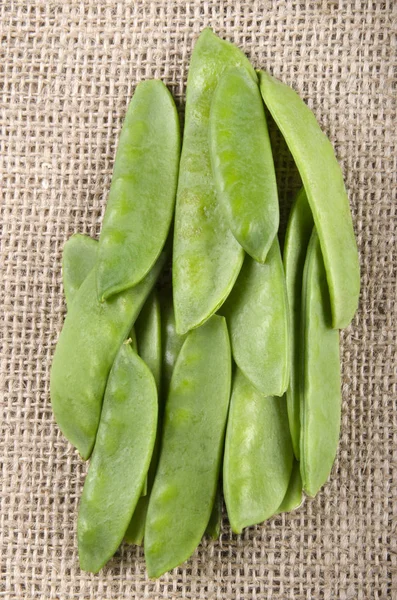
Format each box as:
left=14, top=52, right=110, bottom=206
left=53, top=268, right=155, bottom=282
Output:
left=1, top=1, right=396, bottom=598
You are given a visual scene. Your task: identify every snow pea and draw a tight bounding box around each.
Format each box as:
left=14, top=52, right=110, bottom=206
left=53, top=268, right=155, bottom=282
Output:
left=145, top=315, right=231, bottom=578
left=160, top=290, right=187, bottom=397
left=78, top=343, right=157, bottom=573
left=205, top=484, right=222, bottom=540
left=62, top=234, right=98, bottom=310
left=222, top=238, right=290, bottom=397
left=124, top=290, right=161, bottom=545
left=300, top=230, right=341, bottom=496
left=259, top=70, right=360, bottom=329
left=97, top=80, right=180, bottom=301
left=209, top=66, right=278, bottom=263
left=283, top=189, right=314, bottom=458
left=50, top=246, right=167, bottom=460
left=173, top=28, right=256, bottom=334
left=223, top=369, right=293, bottom=534
left=275, top=459, right=303, bottom=515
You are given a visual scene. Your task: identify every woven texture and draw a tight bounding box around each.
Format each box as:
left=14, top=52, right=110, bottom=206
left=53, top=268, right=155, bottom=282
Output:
left=1, top=1, right=396, bottom=598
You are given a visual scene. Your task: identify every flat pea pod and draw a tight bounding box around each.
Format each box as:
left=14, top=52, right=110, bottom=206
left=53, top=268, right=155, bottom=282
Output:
left=300, top=230, right=341, bottom=496
left=173, top=28, right=256, bottom=335
left=222, top=238, right=290, bottom=397
left=78, top=343, right=157, bottom=573
left=259, top=70, right=360, bottom=329
left=97, top=80, right=180, bottom=301
left=50, top=246, right=167, bottom=460
left=62, top=234, right=98, bottom=310
left=205, top=484, right=222, bottom=540
left=283, top=189, right=314, bottom=458
left=223, top=369, right=293, bottom=534
left=209, top=66, right=278, bottom=263
left=145, top=315, right=231, bottom=578
left=275, top=459, right=303, bottom=515
left=160, top=291, right=187, bottom=398
left=124, top=290, right=161, bottom=545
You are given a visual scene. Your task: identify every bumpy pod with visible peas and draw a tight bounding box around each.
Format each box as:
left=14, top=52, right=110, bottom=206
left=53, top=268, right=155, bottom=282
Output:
left=97, top=80, right=180, bottom=301
left=78, top=343, right=157, bottom=573
left=173, top=28, right=256, bottom=334
left=259, top=70, right=360, bottom=329
left=283, top=189, right=314, bottom=458
left=145, top=315, right=231, bottom=578
left=300, top=230, right=341, bottom=496
left=50, top=246, right=167, bottom=460
left=222, top=238, right=290, bottom=397
left=223, top=369, right=293, bottom=534
left=210, top=66, right=278, bottom=264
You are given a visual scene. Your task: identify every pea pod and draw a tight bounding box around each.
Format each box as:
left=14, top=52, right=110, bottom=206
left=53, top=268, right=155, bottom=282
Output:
left=300, top=230, right=341, bottom=496
left=160, top=291, right=187, bottom=397
left=222, top=238, right=290, bottom=397
left=145, top=315, right=231, bottom=578
left=259, top=70, right=360, bottom=329
left=205, top=484, right=222, bottom=540
left=275, top=459, right=303, bottom=515
left=62, top=234, right=98, bottom=310
left=78, top=343, right=157, bottom=573
left=223, top=369, right=293, bottom=534
left=97, top=80, right=180, bottom=301
left=283, top=189, right=314, bottom=458
left=173, top=28, right=256, bottom=334
left=209, top=66, right=278, bottom=263
left=124, top=291, right=162, bottom=545
left=50, top=246, right=167, bottom=460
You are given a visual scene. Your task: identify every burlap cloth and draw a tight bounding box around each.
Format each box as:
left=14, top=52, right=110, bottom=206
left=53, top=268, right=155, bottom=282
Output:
left=1, top=1, right=396, bottom=598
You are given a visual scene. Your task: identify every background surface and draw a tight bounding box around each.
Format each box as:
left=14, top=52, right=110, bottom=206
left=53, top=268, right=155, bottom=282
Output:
left=1, top=1, right=396, bottom=598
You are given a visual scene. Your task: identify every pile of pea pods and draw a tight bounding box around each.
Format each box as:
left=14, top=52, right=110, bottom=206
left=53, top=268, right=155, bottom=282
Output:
left=50, top=28, right=360, bottom=578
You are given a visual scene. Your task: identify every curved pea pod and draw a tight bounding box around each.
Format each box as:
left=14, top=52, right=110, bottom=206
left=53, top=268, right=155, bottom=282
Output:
left=275, top=459, right=303, bottom=515
left=259, top=70, right=360, bottom=329
left=62, top=234, right=98, bottom=310
left=145, top=315, right=231, bottom=578
left=124, top=290, right=161, bottom=545
left=160, top=291, right=187, bottom=397
left=300, top=230, right=341, bottom=496
left=223, top=369, right=294, bottom=534
left=222, top=238, right=290, bottom=397
left=209, top=66, right=278, bottom=263
left=173, top=28, right=256, bottom=334
left=50, top=246, right=167, bottom=460
left=97, top=80, right=180, bottom=301
left=205, top=483, right=222, bottom=540
left=78, top=343, right=157, bottom=573
left=283, top=189, right=314, bottom=458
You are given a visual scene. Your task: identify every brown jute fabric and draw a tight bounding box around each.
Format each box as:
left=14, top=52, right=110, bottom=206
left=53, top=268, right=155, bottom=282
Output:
left=1, top=1, right=396, bottom=598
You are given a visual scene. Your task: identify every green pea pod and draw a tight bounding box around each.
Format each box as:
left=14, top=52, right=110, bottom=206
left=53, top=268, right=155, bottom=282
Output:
left=50, top=246, right=167, bottom=460
left=124, top=290, right=162, bottom=545
left=300, top=230, right=341, bottom=496
left=224, top=369, right=293, bottom=534
left=205, top=483, right=222, bottom=540
left=160, top=291, right=187, bottom=398
left=62, top=234, right=98, bottom=310
left=209, top=66, right=278, bottom=263
left=275, top=459, right=303, bottom=515
left=222, top=238, right=290, bottom=397
left=283, top=189, right=314, bottom=458
left=97, top=80, right=180, bottom=301
left=259, top=70, right=360, bottom=329
left=78, top=343, right=157, bottom=573
left=145, top=315, right=231, bottom=578
left=173, top=28, right=256, bottom=335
